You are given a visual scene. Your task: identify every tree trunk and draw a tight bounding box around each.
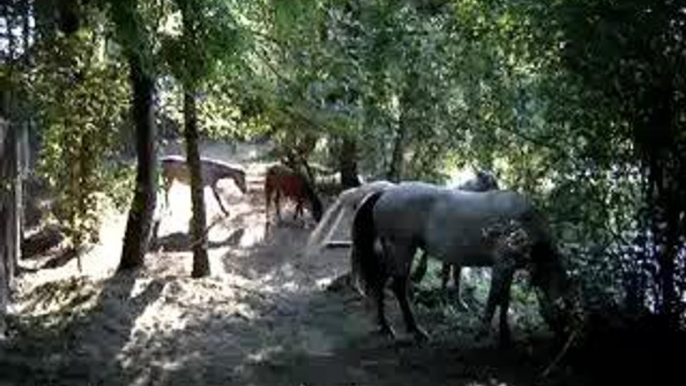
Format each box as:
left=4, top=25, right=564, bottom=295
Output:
left=1, top=1, right=21, bottom=288
left=178, top=0, right=210, bottom=278
left=338, top=137, right=360, bottom=188
left=387, top=122, right=406, bottom=183
left=184, top=90, right=210, bottom=278
left=0, top=117, right=12, bottom=338
left=118, top=54, right=157, bottom=271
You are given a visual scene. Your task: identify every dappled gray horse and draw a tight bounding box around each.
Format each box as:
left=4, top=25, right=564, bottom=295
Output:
left=350, top=181, right=571, bottom=345
left=160, top=155, right=247, bottom=217
left=410, top=169, right=499, bottom=307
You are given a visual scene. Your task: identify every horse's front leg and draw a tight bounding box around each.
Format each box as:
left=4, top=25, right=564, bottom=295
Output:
left=478, top=260, right=515, bottom=344
left=163, top=177, right=173, bottom=218
left=294, top=199, right=303, bottom=221
left=275, top=190, right=282, bottom=221
left=211, top=185, right=230, bottom=217
left=497, top=271, right=514, bottom=347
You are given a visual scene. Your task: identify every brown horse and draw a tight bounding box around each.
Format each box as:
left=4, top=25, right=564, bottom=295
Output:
left=264, top=164, right=323, bottom=226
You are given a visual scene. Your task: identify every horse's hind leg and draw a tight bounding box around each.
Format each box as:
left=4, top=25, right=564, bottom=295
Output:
left=375, top=275, right=395, bottom=339
left=385, top=241, right=429, bottom=342
left=391, top=276, right=429, bottom=342
left=443, top=264, right=469, bottom=311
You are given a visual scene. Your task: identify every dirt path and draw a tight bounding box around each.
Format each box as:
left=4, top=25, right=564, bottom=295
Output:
left=1, top=141, right=578, bottom=386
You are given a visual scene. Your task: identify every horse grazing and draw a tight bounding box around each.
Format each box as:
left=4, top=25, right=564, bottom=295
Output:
left=160, top=155, right=247, bottom=217
left=264, top=164, right=323, bottom=225
left=411, top=169, right=500, bottom=307
left=350, top=182, right=572, bottom=346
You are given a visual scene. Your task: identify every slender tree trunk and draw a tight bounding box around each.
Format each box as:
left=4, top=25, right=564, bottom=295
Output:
left=638, top=91, right=683, bottom=330
left=184, top=90, right=210, bottom=277
left=338, top=137, right=360, bottom=188
left=178, top=0, right=209, bottom=277
left=118, top=55, right=157, bottom=271
left=387, top=121, right=407, bottom=182
left=2, top=2, right=20, bottom=287
left=0, top=117, right=11, bottom=338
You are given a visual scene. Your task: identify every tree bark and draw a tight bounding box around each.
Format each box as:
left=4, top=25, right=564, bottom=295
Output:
left=0, top=117, right=12, bottom=338
left=387, top=121, right=407, bottom=183
left=338, top=137, right=360, bottom=188
left=117, top=54, right=157, bottom=271
left=184, top=90, right=210, bottom=278
left=1, top=1, right=21, bottom=291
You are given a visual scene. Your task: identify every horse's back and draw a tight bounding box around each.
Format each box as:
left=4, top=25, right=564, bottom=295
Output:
left=372, top=182, right=543, bottom=263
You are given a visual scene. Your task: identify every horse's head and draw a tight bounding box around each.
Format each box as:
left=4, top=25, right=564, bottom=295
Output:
left=460, top=169, right=500, bottom=192
left=530, top=242, right=579, bottom=339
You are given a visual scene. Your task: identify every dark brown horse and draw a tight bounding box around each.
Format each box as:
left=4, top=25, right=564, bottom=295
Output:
left=264, top=164, right=323, bottom=225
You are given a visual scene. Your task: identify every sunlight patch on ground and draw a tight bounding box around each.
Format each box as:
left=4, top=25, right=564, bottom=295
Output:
left=238, top=225, right=266, bottom=247
left=316, top=276, right=334, bottom=288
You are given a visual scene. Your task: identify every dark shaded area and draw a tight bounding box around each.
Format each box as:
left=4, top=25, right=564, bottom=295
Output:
left=568, top=311, right=686, bottom=385
left=244, top=335, right=573, bottom=386
left=0, top=270, right=166, bottom=385
left=151, top=228, right=245, bottom=252
left=21, top=224, right=66, bottom=259
left=23, top=175, right=54, bottom=229
left=40, top=246, right=80, bottom=269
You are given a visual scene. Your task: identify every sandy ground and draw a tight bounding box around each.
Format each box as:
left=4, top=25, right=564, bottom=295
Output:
left=0, top=141, right=580, bottom=386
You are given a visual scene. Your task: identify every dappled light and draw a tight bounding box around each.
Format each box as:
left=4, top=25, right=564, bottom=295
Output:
left=3, top=1, right=684, bottom=384
left=1, top=141, right=575, bottom=385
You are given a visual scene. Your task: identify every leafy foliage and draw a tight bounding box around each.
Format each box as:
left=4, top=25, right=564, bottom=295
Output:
left=32, top=30, right=130, bottom=247
left=18, top=0, right=685, bottom=328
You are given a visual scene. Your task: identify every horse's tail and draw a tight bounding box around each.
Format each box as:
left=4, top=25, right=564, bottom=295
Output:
left=350, top=190, right=385, bottom=297
left=306, top=193, right=345, bottom=252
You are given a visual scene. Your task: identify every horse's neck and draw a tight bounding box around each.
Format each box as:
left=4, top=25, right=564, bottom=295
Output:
left=200, top=161, right=232, bottom=182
